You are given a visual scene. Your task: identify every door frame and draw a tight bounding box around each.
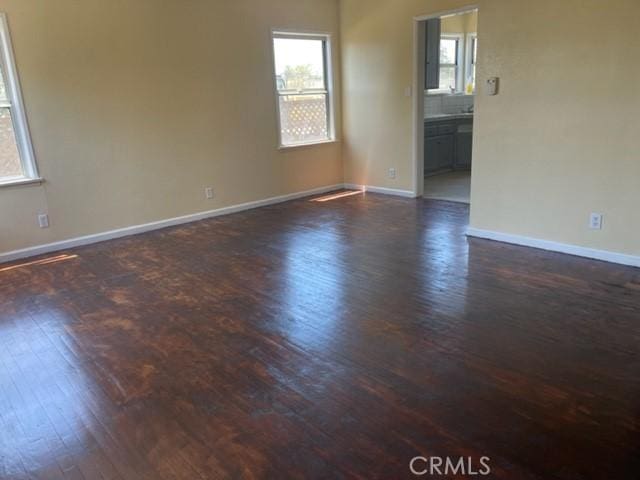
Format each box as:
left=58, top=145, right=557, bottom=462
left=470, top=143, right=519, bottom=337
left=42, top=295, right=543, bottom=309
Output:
left=411, top=5, right=478, bottom=197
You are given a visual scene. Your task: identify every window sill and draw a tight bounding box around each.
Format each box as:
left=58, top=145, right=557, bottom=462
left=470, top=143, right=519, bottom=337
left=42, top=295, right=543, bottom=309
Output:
left=278, top=139, right=339, bottom=150
left=0, top=177, right=44, bottom=188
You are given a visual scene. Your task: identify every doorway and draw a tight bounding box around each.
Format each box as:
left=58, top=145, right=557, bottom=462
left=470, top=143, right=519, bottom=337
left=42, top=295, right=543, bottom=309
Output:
left=412, top=6, right=478, bottom=204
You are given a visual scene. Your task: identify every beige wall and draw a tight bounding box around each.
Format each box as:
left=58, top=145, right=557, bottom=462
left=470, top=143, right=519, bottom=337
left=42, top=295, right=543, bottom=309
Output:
left=441, top=10, right=477, bottom=34
left=341, top=0, right=640, bottom=257
left=341, top=0, right=467, bottom=190
left=0, top=0, right=342, bottom=254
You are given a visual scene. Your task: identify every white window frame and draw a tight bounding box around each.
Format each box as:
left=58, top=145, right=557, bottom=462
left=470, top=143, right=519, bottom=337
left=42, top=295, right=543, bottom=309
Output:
left=427, top=33, right=464, bottom=95
left=465, top=33, right=478, bottom=93
left=0, top=13, right=39, bottom=186
left=271, top=31, right=336, bottom=149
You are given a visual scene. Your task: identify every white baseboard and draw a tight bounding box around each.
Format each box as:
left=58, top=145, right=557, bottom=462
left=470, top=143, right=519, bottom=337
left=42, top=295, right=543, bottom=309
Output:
left=344, top=183, right=417, bottom=198
left=467, top=227, right=640, bottom=268
left=0, top=184, right=344, bottom=264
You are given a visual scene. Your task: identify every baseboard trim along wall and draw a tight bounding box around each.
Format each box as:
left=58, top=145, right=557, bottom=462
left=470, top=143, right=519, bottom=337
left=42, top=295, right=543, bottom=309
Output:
left=344, top=183, right=416, bottom=198
left=0, top=184, right=346, bottom=264
left=467, top=227, right=640, bottom=268
left=1, top=183, right=421, bottom=264
left=15, top=187, right=636, bottom=269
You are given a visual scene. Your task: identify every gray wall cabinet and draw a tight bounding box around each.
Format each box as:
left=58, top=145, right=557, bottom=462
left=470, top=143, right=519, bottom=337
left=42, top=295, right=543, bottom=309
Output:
left=425, top=18, right=441, bottom=90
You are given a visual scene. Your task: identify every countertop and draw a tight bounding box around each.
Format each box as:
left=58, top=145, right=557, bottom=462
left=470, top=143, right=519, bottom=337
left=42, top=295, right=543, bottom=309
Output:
left=425, top=113, right=474, bottom=122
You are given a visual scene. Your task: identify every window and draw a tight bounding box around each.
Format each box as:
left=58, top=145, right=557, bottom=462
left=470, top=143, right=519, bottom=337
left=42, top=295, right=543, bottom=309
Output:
left=0, top=14, right=38, bottom=185
left=438, top=35, right=463, bottom=92
left=465, top=34, right=478, bottom=93
left=272, top=32, right=334, bottom=148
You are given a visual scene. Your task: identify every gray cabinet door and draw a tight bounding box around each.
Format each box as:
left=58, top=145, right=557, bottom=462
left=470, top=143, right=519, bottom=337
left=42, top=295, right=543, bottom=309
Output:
left=425, top=134, right=454, bottom=173
left=425, top=135, right=440, bottom=173
left=436, top=134, right=454, bottom=168
left=455, top=131, right=473, bottom=169
left=425, top=18, right=441, bottom=90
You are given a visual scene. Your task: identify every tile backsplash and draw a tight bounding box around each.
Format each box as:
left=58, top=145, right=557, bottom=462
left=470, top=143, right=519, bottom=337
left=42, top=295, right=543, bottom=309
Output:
left=424, top=93, right=474, bottom=116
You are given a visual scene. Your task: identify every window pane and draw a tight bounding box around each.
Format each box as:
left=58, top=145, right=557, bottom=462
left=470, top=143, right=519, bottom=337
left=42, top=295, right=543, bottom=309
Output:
left=278, top=94, right=328, bottom=145
left=0, top=108, right=24, bottom=179
left=274, top=38, right=325, bottom=91
left=0, top=17, right=35, bottom=182
left=470, top=64, right=476, bottom=92
left=440, top=38, right=458, bottom=65
left=468, top=37, right=477, bottom=93
left=439, top=66, right=457, bottom=90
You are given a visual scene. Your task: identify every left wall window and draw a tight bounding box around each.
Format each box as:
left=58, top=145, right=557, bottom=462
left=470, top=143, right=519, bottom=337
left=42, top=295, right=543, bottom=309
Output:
left=272, top=32, right=334, bottom=148
left=0, top=13, right=38, bottom=185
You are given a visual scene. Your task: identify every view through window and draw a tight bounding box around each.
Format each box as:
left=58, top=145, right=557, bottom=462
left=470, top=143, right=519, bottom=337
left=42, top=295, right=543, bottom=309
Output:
left=0, top=14, right=37, bottom=184
left=273, top=33, right=333, bottom=147
left=439, top=37, right=459, bottom=91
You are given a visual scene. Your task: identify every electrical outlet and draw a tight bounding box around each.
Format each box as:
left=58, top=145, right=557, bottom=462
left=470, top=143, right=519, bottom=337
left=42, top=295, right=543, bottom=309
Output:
left=205, top=187, right=214, bottom=200
left=589, top=213, right=603, bottom=230
left=388, top=168, right=397, bottom=180
left=38, top=213, right=49, bottom=229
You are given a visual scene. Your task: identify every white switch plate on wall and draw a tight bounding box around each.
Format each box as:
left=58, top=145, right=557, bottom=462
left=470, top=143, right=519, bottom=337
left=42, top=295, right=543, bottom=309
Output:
left=388, top=168, right=397, bottom=179
left=205, top=187, right=214, bottom=199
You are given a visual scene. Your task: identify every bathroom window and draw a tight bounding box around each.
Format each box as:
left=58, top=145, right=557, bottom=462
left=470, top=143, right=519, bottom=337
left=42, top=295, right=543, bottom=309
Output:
left=272, top=32, right=335, bottom=148
left=0, top=14, right=38, bottom=186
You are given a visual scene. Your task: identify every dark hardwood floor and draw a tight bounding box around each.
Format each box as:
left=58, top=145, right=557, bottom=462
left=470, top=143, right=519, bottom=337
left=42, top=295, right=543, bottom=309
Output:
left=1, top=193, right=639, bottom=479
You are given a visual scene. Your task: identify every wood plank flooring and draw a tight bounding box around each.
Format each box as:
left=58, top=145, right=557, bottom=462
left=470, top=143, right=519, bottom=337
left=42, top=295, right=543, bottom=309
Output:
left=0, top=193, right=639, bottom=479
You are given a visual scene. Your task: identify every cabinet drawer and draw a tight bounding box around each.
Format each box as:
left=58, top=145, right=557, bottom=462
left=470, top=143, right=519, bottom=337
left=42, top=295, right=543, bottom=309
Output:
left=437, top=123, right=456, bottom=135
